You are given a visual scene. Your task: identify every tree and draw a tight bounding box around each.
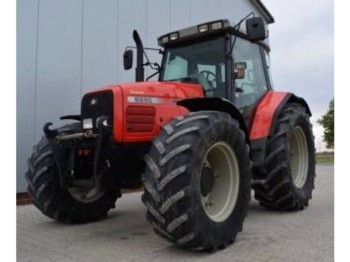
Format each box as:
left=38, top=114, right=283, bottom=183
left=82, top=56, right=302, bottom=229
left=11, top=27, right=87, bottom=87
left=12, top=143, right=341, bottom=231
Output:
left=318, top=99, right=334, bottom=149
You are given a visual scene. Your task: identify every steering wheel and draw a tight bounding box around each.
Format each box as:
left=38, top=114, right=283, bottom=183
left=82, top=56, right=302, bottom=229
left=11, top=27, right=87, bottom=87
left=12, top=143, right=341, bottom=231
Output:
left=199, top=70, right=217, bottom=88
left=239, top=82, right=256, bottom=92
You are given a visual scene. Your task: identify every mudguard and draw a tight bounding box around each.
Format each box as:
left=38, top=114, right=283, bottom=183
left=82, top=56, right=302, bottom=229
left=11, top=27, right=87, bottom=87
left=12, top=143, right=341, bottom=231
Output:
left=177, top=97, right=249, bottom=143
left=250, top=90, right=312, bottom=167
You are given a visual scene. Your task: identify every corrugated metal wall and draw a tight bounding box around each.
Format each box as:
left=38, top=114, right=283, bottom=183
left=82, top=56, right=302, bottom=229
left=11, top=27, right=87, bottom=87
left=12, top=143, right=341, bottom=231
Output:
left=17, top=0, right=263, bottom=192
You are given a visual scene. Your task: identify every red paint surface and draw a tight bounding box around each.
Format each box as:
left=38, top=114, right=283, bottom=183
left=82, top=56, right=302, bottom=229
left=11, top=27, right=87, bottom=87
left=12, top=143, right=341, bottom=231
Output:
left=86, top=81, right=204, bottom=143
left=85, top=84, right=288, bottom=142
left=249, top=91, right=288, bottom=140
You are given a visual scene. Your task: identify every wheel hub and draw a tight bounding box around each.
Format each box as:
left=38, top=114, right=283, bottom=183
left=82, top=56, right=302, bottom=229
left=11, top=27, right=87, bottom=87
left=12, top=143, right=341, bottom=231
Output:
left=200, top=141, right=240, bottom=223
left=200, top=167, right=215, bottom=197
left=67, top=158, right=108, bottom=203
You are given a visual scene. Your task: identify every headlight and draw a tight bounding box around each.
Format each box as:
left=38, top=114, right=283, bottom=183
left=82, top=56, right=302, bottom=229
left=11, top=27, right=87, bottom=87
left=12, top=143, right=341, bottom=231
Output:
left=82, top=118, right=93, bottom=130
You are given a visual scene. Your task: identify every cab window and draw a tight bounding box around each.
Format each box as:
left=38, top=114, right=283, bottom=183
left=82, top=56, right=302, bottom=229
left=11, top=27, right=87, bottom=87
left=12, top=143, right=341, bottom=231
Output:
left=161, top=37, right=227, bottom=98
left=233, top=38, right=268, bottom=110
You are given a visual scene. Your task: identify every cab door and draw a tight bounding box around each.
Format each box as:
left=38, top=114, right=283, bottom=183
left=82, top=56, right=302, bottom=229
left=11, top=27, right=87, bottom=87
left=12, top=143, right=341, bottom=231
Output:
left=232, top=37, right=270, bottom=128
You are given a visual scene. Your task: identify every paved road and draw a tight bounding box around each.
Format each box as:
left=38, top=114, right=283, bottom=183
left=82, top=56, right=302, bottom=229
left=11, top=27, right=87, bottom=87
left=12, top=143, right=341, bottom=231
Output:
left=17, top=165, right=333, bottom=262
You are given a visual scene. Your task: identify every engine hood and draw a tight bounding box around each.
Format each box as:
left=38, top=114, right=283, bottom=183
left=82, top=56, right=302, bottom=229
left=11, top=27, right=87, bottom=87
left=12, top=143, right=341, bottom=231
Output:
left=84, top=81, right=204, bottom=143
left=87, top=81, right=204, bottom=100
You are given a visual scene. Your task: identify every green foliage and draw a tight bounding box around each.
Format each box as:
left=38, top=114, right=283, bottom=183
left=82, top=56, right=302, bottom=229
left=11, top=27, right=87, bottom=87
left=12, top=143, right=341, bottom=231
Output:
left=318, top=99, right=334, bottom=149
left=316, top=153, right=334, bottom=164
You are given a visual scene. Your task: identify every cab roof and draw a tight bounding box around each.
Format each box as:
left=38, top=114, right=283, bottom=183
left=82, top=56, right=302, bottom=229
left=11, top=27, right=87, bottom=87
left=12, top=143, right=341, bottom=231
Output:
left=157, top=19, right=271, bottom=51
left=157, top=20, right=232, bottom=47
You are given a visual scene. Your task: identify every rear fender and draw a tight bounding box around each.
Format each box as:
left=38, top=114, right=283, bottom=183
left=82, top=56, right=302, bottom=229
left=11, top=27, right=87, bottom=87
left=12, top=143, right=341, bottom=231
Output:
left=250, top=91, right=312, bottom=167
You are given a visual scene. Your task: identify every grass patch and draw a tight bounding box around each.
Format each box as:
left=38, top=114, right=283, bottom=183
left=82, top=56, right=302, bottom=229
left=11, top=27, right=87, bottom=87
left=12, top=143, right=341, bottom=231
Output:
left=316, top=154, right=334, bottom=164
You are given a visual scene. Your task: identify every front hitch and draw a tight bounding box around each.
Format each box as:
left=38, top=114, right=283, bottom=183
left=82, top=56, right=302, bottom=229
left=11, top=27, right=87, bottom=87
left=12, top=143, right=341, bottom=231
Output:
left=43, top=122, right=58, bottom=139
left=42, top=120, right=112, bottom=190
left=43, top=122, right=67, bottom=188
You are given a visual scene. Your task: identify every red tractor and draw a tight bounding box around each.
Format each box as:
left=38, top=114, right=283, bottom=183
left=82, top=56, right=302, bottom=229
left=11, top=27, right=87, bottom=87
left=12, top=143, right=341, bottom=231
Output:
left=26, top=17, right=315, bottom=251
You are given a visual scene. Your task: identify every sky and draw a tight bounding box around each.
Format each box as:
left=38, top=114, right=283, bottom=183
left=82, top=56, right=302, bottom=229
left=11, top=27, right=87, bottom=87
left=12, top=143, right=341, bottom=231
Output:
left=263, top=0, right=334, bottom=152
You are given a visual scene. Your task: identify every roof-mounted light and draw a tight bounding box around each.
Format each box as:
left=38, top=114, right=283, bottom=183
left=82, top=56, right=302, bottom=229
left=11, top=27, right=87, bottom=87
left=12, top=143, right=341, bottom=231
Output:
left=160, top=35, right=169, bottom=44
left=198, top=24, right=209, bottom=33
left=211, top=21, right=223, bottom=30
left=158, top=19, right=231, bottom=46
left=169, top=32, right=179, bottom=41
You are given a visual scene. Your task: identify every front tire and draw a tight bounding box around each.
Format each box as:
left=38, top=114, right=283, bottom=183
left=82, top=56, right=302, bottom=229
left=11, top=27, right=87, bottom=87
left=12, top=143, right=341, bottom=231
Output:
left=26, top=123, right=120, bottom=223
left=252, top=104, right=316, bottom=210
left=142, top=111, right=251, bottom=251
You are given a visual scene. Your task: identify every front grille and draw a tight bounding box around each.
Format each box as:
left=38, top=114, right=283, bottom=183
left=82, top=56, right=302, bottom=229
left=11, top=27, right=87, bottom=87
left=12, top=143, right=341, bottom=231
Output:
left=81, top=91, right=113, bottom=132
left=126, top=106, right=155, bottom=132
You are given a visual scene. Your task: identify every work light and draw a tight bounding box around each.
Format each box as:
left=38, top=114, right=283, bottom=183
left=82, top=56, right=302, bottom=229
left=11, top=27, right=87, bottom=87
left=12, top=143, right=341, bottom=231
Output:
left=169, top=32, right=179, bottom=41
left=160, top=36, right=169, bottom=44
left=198, top=24, right=209, bottom=33
left=82, top=118, right=93, bottom=130
left=211, top=21, right=223, bottom=30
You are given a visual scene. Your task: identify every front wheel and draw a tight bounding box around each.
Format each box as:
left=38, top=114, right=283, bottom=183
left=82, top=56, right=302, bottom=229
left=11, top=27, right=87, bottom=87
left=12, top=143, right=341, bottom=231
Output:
left=25, top=123, right=120, bottom=223
left=142, top=111, right=251, bottom=251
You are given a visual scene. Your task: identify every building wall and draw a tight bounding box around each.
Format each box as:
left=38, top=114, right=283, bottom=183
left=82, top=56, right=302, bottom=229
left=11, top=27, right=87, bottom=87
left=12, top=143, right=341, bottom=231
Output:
left=17, top=0, right=266, bottom=192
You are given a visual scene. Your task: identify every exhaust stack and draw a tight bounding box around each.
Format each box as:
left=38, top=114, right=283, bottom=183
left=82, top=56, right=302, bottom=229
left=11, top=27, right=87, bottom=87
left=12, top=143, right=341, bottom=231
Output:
left=133, top=30, right=144, bottom=82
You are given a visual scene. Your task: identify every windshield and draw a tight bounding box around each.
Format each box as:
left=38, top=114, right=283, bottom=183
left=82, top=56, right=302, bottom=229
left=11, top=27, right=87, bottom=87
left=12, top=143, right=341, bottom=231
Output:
left=160, top=37, right=226, bottom=97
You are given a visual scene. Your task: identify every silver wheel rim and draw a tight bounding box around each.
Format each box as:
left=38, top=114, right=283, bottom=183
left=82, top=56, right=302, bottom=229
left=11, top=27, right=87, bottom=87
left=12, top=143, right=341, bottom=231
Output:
left=68, top=180, right=105, bottom=203
left=200, top=142, right=240, bottom=223
left=290, top=126, right=309, bottom=188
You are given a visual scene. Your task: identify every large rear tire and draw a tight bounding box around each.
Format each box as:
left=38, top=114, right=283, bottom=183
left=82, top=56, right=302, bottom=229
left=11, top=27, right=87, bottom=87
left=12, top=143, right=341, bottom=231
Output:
left=142, top=111, right=251, bottom=251
left=26, top=123, right=120, bottom=223
left=252, top=104, right=316, bottom=210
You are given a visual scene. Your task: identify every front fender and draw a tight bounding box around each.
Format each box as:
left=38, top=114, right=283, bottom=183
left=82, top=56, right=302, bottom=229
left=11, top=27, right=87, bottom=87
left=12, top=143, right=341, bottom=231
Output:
left=177, top=97, right=249, bottom=143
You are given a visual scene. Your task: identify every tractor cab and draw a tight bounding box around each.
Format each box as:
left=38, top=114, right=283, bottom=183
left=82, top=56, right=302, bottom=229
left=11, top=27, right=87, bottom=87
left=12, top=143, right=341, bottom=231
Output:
left=124, top=17, right=272, bottom=126
left=157, top=19, right=270, bottom=109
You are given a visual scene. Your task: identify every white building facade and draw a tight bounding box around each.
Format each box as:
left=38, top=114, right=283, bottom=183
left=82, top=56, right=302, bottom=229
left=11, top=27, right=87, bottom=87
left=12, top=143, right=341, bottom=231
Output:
left=17, top=0, right=273, bottom=192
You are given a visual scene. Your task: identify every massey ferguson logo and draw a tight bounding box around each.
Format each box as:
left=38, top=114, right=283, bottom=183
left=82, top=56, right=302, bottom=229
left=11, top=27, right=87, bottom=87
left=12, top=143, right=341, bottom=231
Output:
left=90, top=98, right=98, bottom=106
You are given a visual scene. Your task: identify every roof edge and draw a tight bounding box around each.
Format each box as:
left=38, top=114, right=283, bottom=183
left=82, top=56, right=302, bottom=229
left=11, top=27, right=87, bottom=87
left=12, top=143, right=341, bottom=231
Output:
left=251, top=0, right=275, bottom=24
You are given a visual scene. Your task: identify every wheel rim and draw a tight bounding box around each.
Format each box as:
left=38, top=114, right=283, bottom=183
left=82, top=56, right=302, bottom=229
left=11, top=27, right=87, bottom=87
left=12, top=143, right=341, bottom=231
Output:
left=290, top=126, right=309, bottom=188
left=67, top=163, right=106, bottom=204
left=200, top=141, right=240, bottom=223
left=68, top=181, right=105, bottom=203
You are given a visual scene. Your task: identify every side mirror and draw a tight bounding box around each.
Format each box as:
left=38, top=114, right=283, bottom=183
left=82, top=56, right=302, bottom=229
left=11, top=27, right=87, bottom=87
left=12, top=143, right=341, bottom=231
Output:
left=246, top=17, right=267, bottom=42
left=123, top=49, right=133, bottom=70
left=234, top=62, right=247, bottom=79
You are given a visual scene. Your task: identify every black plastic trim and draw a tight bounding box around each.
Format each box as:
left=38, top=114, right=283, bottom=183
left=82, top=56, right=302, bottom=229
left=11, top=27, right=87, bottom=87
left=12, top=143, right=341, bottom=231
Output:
left=287, top=94, right=312, bottom=116
left=81, top=90, right=114, bottom=133
left=259, top=47, right=272, bottom=91
left=250, top=137, right=267, bottom=167
left=60, top=115, right=81, bottom=121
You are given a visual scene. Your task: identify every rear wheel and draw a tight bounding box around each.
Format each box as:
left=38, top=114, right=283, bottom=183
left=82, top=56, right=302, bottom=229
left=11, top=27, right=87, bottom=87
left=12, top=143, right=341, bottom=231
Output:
left=26, top=123, right=120, bottom=223
left=142, top=111, right=251, bottom=251
left=252, top=104, right=316, bottom=210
